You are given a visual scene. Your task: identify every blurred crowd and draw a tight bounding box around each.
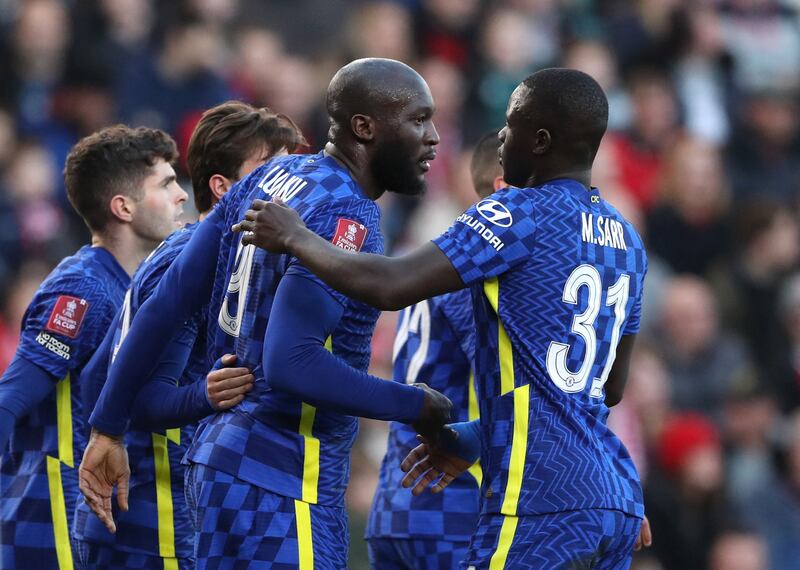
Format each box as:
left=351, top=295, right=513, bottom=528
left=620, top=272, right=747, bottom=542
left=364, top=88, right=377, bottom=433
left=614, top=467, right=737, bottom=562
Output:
left=2, top=0, right=800, bottom=568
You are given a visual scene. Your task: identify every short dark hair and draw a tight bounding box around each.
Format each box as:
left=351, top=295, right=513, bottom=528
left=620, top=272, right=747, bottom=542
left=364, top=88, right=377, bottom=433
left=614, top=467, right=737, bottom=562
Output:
left=64, top=125, right=178, bottom=232
left=187, top=102, right=306, bottom=213
left=470, top=130, right=502, bottom=198
left=521, top=68, right=608, bottom=164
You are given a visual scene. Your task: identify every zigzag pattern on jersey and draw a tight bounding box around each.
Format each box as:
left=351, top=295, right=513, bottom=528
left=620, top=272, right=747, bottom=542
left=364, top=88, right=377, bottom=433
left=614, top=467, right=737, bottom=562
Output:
left=2, top=246, right=129, bottom=569
left=435, top=181, right=646, bottom=519
left=73, top=224, right=203, bottom=558
left=466, top=508, right=641, bottom=568
left=187, top=152, right=385, bottom=508
left=368, top=288, right=481, bottom=542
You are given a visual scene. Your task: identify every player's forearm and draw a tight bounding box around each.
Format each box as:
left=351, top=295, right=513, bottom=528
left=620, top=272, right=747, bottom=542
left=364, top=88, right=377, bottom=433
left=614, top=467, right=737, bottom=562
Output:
left=286, top=227, right=406, bottom=310
left=130, top=380, right=213, bottom=431
left=266, top=339, right=424, bottom=422
left=90, top=222, right=220, bottom=435
left=287, top=230, right=463, bottom=311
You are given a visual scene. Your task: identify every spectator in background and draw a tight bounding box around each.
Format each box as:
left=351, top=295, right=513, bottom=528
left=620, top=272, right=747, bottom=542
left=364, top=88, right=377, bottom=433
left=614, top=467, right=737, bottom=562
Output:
left=727, top=410, right=800, bottom=570
left=768, top=275, right=800, bottom=412
left=415, top=0, right=480, bottom=69
left=471, top=7, right=537, bottom=136
left=709, top=530, right=769, bottom=570
left=726, top=90, right=800, bottom=203
left=563, top=39, right=631, bottom=131
left=229, top=26, right=285, bottom=106
left=719, top=0, right=800, bottom=93
left=4, top=141, right=82, bottom=266
left=602, top=0, right=686, bottom=74
left=0, top=262, right=51, bottom=372
left=647, top=137, right=732, bottom=277
left=608, top=68, right=682, bottom=211
left=658, top=275, right=754, bottom=419
left=723, top=373, right=780, bottom=504
left=0, top=0, right=70, bottom=134
left=674, top=3, right=733, bottom=144
left=116, top=18, right=231, bottom=136
left=347, top=2, right=414, bottom=63
left=646, top=413, right=730, bottom=570
left=714, top=200, right=800, bottom=381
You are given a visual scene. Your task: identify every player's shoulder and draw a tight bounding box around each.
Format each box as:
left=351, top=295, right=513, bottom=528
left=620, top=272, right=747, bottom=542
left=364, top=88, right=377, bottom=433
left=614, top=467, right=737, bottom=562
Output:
left=40, top=246, right=126, bottom=299
left=599, top=198, right=646, bottom=252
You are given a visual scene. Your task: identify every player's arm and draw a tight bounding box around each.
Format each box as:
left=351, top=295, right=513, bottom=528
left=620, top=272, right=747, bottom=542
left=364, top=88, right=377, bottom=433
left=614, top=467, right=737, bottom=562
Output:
left=0, top=355, right=58, bottom=450
left=263, top=273, right=452, bottom=437
left=89, top=213, right=225, bottom=436
left=604, top=334, right=636, bottom=408
left=234, top=199, right=464, bottom=310
left=129, top=345, right=254, bottom=431
left=80, top=210, right=225, bottom=533
left=80, top=311, right=120, bottom=421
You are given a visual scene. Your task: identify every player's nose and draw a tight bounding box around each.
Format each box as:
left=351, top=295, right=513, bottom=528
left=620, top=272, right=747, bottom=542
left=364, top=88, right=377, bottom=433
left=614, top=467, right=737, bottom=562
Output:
left=426, top=121, right=440, bottom=147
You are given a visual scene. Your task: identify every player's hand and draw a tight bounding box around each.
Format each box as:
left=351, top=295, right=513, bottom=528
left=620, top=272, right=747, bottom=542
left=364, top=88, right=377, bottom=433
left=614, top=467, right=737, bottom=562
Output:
left=232, top=198, right=307, bottom=253
left=207, top=354, right=255, bottom=410
left=410, top=383, right=452, bottom=446
left=400, top=438, right=472, bottom=496
left=634, top=515, right=652, bottom=551
left=78, top=429, right=130, bottom=534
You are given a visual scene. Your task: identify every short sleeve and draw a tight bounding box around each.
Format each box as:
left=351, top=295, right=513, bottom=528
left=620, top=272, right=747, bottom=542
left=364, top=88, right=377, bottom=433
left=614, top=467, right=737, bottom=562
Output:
left=432, top=190, right=537, bottom=286
left=285, top=198, right=383, bottom=306
left=17, top=276, right=117, bottom=379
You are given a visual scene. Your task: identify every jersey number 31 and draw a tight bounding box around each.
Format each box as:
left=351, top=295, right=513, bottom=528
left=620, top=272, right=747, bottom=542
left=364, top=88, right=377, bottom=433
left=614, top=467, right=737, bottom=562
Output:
left=546, top=265, right=630, bottom=398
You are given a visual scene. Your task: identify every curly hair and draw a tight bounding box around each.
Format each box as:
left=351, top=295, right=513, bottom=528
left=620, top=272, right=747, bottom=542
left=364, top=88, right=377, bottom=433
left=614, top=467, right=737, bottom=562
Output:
left=64, top=125, right=178, bottom=232
left=187, top=101, right=306, bottom=213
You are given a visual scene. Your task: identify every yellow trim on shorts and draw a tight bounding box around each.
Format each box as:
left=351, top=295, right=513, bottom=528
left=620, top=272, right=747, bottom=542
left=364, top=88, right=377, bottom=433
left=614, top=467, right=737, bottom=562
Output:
left=56, top=374, right=73, bottom=468
left=162, top=557, right=179, bottom=570
left=46, top=455, right=74, bottom=570
left=152, top=433, right=177, bottom=559
left=466, top=370, right=483, bottom=487
left=489, top=515, right=519, bottom=570
left=483, top=279, right=515, bottom=395
left=294, top=499, right=315, bottom=569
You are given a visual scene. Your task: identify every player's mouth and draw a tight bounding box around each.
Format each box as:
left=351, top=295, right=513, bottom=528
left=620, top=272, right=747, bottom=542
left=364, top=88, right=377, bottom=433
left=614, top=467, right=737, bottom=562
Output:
left=418, top=151, right=437, bottom=173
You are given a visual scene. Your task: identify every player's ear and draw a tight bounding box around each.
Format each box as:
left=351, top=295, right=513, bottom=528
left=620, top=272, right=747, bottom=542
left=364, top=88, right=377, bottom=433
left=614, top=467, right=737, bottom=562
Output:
left=493, top=176, right=507, bottom=191
left=108, top=194, right=135, bottom=224
left=532, top=128, right=551, bottom=155
left=351, top=114, right=375, bottom=142
left=209, top=174, right=232, bottom=200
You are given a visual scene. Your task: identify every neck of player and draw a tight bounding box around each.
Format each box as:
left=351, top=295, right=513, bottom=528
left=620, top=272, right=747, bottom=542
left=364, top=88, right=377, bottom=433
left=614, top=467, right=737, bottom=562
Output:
left=91, top=225, right=161, bottom=276
left=323, top=141, right=386, bottom=201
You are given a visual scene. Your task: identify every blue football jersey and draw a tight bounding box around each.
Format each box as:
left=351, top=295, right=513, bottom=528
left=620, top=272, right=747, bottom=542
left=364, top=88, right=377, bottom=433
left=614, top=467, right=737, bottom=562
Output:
left=367, top=288, right=482, bottom=542
left=186, top=151, right=384, bottom=507
left=0, top=246, right=129, bottom=568
left=73, top=223, right=204, bottom=559
left=433, top=179, right=647, bottom=519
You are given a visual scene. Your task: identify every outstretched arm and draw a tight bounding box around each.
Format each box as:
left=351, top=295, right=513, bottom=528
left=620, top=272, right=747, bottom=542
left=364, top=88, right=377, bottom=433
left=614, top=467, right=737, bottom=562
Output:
left=81, top=212, right=224, bottom=534
left=263, top=274, right=452, bottom=436
left=234, top=199, right=464, bottom=311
